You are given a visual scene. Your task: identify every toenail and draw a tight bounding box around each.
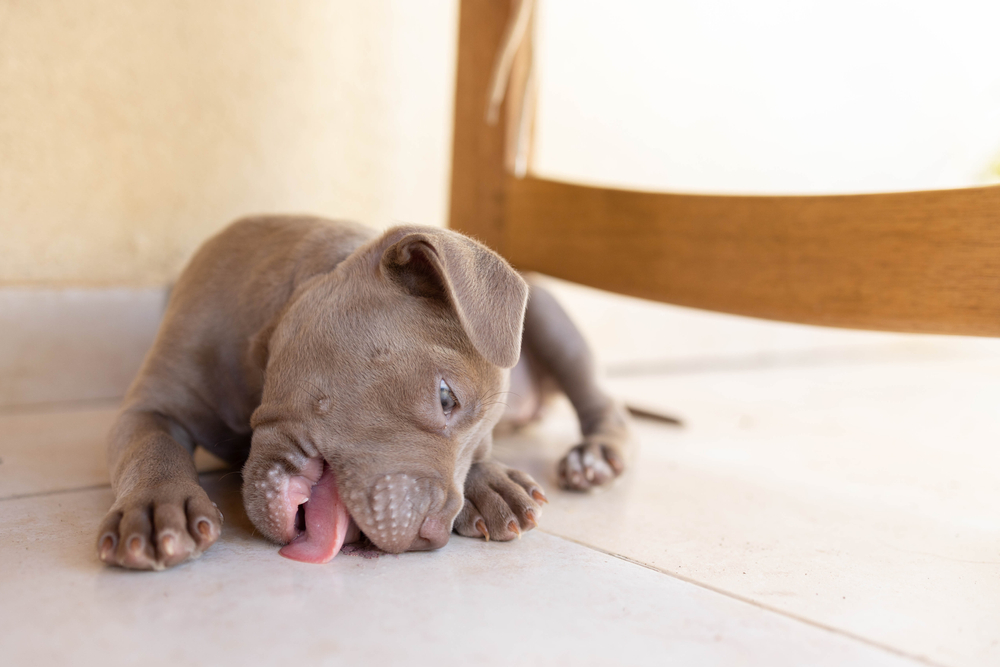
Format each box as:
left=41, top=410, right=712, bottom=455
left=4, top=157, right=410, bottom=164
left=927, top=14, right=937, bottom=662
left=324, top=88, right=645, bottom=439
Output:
left=196, top=519, right=212, bottom=539
left=508, top=520, right=521, bottom=538
left=531, top=489, right=548, bottom=504
left=128, top=536, right=143, bottom=555
left=98, top=534, right=115, bottom=561
left=161, top=534, right=176, bottom=556
left=475, top=518, right=490, bottom=541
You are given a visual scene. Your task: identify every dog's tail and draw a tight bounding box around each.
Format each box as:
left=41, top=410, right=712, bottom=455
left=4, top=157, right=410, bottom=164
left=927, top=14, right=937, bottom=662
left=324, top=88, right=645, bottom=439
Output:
left=625, top=404, right=683, bottom=427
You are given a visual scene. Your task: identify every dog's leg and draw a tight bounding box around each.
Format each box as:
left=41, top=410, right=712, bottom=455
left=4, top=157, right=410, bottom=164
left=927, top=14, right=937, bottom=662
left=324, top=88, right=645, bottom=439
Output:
left=96, top=409, right=222, bottom=570
left=522, top=278, right=633, bottom=490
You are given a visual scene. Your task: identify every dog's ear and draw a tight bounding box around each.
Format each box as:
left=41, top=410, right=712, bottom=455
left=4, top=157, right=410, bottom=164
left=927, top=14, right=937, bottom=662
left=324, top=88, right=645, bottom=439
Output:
left=380, top=228, right=528, bottom=368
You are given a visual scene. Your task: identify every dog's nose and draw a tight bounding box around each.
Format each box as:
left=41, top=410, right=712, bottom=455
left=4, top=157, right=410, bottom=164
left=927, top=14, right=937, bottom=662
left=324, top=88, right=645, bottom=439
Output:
left=415, top=516, right=450, bottom=549
left=403, top=487, right=463, bottom=552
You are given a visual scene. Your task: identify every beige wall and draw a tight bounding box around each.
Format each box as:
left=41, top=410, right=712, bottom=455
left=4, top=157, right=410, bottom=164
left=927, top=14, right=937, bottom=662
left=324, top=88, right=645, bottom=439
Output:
left=0, top=0, right=458, bottom=287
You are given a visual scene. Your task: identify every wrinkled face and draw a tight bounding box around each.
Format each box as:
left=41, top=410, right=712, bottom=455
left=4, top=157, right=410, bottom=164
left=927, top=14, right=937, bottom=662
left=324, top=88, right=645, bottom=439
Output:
left=242, top=266, right=507, bottom=562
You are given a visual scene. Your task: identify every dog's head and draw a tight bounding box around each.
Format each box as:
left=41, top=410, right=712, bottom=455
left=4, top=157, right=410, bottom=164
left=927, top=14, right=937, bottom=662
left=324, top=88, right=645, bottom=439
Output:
left=241, top=226, right=527, bottom=562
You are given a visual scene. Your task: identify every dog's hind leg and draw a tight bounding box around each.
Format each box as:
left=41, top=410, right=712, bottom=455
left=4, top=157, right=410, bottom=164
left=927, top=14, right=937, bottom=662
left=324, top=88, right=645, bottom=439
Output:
left=521, top=277, right=633, bottom=491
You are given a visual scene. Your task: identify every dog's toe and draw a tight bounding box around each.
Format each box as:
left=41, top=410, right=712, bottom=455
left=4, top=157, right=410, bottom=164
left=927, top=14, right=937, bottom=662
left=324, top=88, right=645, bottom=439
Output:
left=113, top=505, right=158, bottom=569
left=152, top=503, right=199, bottom=568
left=454, top=502, right=490, bottom=540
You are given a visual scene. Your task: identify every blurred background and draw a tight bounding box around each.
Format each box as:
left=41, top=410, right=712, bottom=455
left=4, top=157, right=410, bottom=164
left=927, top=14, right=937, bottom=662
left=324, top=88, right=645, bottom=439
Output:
left=3, top=0, right=999, bottom=289
left=3, top=0, right=1000, bottom=408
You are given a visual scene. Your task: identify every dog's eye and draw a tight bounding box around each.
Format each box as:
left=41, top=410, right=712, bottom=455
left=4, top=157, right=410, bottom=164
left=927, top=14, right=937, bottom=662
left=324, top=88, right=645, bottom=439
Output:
left=439, top=380, right=458, bottom=414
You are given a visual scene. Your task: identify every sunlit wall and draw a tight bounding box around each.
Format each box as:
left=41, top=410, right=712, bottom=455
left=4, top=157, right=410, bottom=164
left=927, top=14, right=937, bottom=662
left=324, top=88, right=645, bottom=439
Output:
left=0, top=1, right=458, bottom=286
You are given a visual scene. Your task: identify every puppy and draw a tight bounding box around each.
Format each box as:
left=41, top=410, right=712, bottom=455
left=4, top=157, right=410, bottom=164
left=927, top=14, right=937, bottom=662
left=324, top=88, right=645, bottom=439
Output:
left=97, top=216, right=631, bottom=570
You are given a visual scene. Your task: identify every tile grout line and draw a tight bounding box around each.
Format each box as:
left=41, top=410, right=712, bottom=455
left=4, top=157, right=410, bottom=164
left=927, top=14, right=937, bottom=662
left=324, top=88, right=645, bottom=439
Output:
left=540, top=528, right=945, bottom=667
left=0, top=470, right=228, bottom=503
left=0, top=483, right=112, bottom=503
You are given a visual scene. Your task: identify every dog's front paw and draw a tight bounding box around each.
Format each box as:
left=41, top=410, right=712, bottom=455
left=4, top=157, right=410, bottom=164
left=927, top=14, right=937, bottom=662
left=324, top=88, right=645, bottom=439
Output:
left=454, top=460, right=546, bottom=542
left=96, top=483, right=222, bottom=570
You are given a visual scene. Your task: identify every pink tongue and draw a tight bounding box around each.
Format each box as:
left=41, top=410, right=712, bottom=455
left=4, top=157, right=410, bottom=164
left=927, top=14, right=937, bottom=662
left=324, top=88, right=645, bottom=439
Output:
left=279, top=464, right=350, bottom=564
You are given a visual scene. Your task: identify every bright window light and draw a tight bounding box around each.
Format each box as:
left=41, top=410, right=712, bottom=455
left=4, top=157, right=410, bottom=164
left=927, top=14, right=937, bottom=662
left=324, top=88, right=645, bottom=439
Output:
left=534, top=0, right=1000, bottom=194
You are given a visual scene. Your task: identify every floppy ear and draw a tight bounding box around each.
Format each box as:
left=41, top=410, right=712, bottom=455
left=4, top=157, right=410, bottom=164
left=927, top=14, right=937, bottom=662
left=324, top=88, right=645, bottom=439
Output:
left=380, top=227, right=528, bottom=368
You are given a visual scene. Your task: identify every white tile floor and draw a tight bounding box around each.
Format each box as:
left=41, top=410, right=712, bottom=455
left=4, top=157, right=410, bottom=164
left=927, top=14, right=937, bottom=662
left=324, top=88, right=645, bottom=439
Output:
left=1, top=280, right=998, bottom=666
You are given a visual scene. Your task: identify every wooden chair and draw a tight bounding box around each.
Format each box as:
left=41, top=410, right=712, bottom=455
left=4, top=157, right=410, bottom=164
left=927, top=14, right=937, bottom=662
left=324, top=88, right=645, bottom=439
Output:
left=449, top=0, right=1000, bottom=337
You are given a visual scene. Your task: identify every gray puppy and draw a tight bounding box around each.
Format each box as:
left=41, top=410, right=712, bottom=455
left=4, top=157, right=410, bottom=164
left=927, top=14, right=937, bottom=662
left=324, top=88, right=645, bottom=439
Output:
left=97, top=216, right=632, bottom=569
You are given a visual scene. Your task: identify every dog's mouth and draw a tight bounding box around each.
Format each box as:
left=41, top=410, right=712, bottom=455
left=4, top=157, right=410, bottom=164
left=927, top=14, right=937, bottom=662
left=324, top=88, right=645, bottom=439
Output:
left=274, top=460, right=362, bottom=564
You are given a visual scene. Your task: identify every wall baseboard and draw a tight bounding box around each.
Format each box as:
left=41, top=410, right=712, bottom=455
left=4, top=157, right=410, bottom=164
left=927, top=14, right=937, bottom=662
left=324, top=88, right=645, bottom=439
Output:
left=0, top=287, right=167, bottom=410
